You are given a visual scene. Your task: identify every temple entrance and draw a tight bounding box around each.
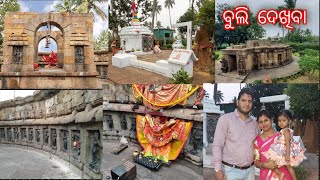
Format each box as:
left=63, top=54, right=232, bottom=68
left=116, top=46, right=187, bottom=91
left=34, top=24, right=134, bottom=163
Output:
left=253, top=53, right=259, bottom=70
left=35, top=24, right=63, bottom=69
left=278, top=54, right=283, bottom=65
left=229, top=55, right=237, bottom=71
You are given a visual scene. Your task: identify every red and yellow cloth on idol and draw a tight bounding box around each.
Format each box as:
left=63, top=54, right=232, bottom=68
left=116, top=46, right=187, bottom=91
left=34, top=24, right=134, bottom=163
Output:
left=136, top=114, right=193, bottom=162
left=132, top=84, right=198, bottom=110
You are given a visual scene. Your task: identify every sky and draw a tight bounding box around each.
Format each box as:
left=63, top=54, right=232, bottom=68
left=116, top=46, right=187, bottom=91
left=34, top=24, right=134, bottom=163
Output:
left=0, top=90, right=35, bottom=102
left=17, top=0, right=109, bottom=38
left=216, top=0, right=319, bottom=37
left=141, top=0, right=193, bottom=29
left=204, top=83, right=246, bottom=104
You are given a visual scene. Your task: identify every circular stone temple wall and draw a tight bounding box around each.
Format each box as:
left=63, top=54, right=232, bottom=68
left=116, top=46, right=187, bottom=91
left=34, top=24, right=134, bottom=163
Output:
left=103, top=84, right=204, bottom=166
left=0, top=90, right=103, bottom=179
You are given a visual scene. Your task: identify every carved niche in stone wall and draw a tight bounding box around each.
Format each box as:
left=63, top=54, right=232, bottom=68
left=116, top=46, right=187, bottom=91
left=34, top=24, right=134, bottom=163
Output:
left=36, top=129, right=41, bottom=143
left=75, top=46, right=85, bottom=64
left=0, top=128, right=5, bottom=140
left=206, top=114, right=218, bottom=143
left=71, top=130, right=81, bottom=162
left=104, top=113, right=113, bottom=129
left=28, top=128, right=34, bottom=142
left=51, top=129, right=57, bottom=149
left=14, top=128, right=19, bottom=142
left=119, top=114, right=127, bottom=130
left=130, top=116, right=136, bottom=132
left=190, top=122, right=203, bottom=155
left=88, top=130, right=102, bottom=172
left=13, top=46, right=23, bottom=64
left=7, top=128, right=13, bottom=142
left=61, top=130, right=68, bottom=152
left=21, top=128, right=27, bottom=141
left=43, top=128, right=49, bottom=145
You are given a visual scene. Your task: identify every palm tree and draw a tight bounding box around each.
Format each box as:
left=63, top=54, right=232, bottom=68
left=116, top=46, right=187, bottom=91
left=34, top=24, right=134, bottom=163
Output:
left=277, top=0, right=297, bottom=41
left=54, top=0, right=78, bottom=13
left=75, top=0, right=108, bottom=21
left=151, top=0, right=157, bottom=30
left=164, top=0, right=175, bottom=29
left=54, top=0, right=108, bottom=20
left=213, top=84, right=224, bottom=104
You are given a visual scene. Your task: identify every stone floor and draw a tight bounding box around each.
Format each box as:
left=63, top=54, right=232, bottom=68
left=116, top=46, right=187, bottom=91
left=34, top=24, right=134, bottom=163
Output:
left=101, top=140, right=203, bottom=180
left=215, top=56, right=300, bottom=83
left=0, top=145, right=80, bottom=179
left=108, top=50, right=214, bottom=84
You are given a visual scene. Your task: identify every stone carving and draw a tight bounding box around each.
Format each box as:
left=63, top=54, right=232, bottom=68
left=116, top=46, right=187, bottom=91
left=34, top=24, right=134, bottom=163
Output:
left=13, top=46, right=23, bottom=64
left=36, top=129, right=41, bottom=143
left=7, top=128, right=13, bottom=142
left=190, top=122, right=203, bottom=155
left=14, top=128, right=19, bottom=141
left=206, top=114, right=218, bottom=143
left=120, top=114, right=127, bottom=130
left=130, top=117, right=136, bottom=132
left=28, top=128, right=34, bottom=142
left=89, top=131, right=102, bottom=172
left=51, top=129, right=57, bottom=149
left=0, top=128, right=5, bottom=140
left=72, top=130, right=81, bottom=162
left=44, top=128, right=49, bottom=145
left=75, top=46, right=85, bottom=64
left=21, top=128, right=27, bottom=141
left=61, top=130, right=68, bottom=152
left=96, top=65, right=108, bottom=79
left=104, top=114, right=113, bottom=129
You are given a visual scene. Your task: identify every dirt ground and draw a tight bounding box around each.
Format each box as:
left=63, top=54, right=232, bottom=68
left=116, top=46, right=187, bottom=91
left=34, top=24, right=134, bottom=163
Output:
left=107, top=50, right=214, bottom=84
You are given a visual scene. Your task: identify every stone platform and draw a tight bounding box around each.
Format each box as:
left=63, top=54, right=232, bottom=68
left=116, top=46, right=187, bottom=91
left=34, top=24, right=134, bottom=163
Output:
left=102, top=140, right=203, bottom=180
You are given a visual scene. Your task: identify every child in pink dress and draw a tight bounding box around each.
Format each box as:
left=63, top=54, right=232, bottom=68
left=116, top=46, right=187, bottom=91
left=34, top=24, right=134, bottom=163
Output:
left=263, top=110, right=306, bottom=180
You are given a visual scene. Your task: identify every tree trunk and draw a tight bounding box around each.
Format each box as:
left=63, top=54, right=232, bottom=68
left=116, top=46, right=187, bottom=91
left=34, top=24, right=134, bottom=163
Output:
left=293, top=119, right=302, bottom=136
left=194, top=26, right=214, bottom=71
left=151, top=0, right=157, bottom=30
left=302, top=118, right=319, bottom=153
left=169, top=8, right=172, bottom=29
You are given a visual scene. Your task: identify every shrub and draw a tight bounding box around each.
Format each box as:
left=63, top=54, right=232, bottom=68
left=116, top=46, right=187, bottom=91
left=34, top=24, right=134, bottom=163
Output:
left=166, top=44, right=172, bottom=49
left=293, top=165, right=308, bottom=180
left=169, top=68, right=192, bottom=84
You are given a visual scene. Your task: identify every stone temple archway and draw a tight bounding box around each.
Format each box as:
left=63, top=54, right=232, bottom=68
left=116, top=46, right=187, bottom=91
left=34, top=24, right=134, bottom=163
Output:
left=0, top=12, right=99, bottom=88
left=2, top=12, right=95, bottom=72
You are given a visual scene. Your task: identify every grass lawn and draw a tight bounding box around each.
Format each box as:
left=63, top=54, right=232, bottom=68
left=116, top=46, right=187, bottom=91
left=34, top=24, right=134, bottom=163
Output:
left=277, top=71, right=319, bottom=83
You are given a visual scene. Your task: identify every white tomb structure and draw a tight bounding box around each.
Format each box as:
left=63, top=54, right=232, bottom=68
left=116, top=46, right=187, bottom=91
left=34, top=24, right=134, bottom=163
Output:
left=118, top=3, right=153, bottom=54
left=113, top=5, right=198, bottom=78
left=112, top=49, right=198, bottom=78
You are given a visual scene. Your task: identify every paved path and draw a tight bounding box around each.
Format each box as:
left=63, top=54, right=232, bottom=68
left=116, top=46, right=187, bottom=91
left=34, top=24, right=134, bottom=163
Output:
left=108, top=51, right=214, bottom=84
left=0, top=145, right=80, bottom=179
left=101, top=140, right=203, bottom=180
left=215, top=56, right=300, bottom=83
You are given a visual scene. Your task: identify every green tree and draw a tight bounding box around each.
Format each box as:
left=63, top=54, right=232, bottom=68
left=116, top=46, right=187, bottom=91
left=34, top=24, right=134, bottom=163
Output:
left=0, top=0, right=20, bottom=47
left=54, top=0, right=78, bottom=13
left=215, top=3, right=266, bottom=47
left=298, top=49, right=319, bottom=74
left=110, top=0, right=152, bottom=40
left=156, top=21, right=162, bottom=29
left=164, top=0, right=175, bottom=29
left=94, top=29, right=110, bottom=50
left=285, top=84, right=319, bottom=153
left=245, top=84, right=288, bottom=117
left=177, top=8, right=197, bottom=34
left=75, top=0, right=108, bottom=20
left=196, top=0, right=214, bottom=40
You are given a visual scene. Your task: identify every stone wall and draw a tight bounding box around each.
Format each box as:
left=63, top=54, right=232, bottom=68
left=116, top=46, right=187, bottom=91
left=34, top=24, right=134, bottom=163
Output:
left=0, top=90, right=103, bottom=179
left=103, top=84, right=204, bottom=166
left=94, top=50, right=109, bottom=79
left=0, top=49, right=3, bottom=72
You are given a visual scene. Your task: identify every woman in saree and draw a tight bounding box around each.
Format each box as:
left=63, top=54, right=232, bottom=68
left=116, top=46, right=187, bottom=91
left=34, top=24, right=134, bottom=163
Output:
left=254, top=110, right=292, bottom=180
